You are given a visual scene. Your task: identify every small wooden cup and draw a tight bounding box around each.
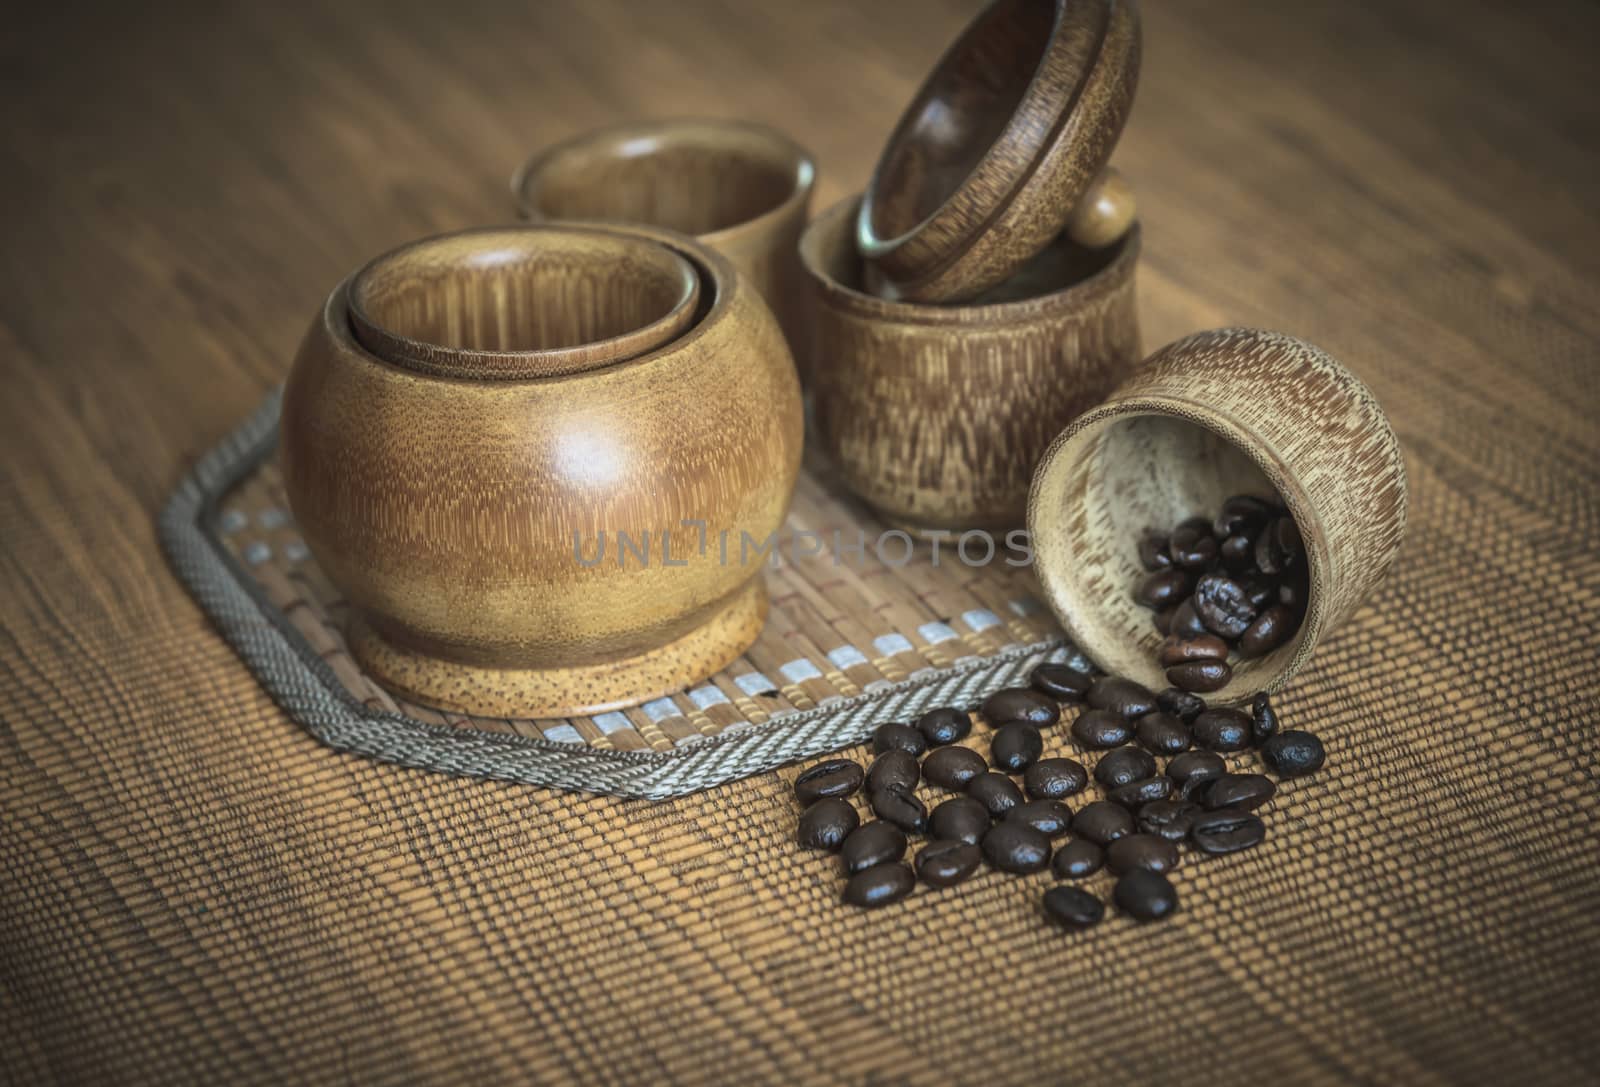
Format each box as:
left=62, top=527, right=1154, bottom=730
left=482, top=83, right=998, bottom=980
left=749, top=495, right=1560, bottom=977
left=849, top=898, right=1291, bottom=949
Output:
left=800, top=195, right=1141, bottom=533
left=281, top=224, right=803, bottom=719
left=513, top=119, right=816, bottom=372
left=1027, top=328, right=1408, bottom=703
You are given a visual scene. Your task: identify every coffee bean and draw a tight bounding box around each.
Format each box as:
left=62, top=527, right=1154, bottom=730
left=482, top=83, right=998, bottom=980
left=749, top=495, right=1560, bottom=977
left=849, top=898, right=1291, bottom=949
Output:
left=1156, top=687, right=1206, bottom=723
left=1072, top=709, right=1131, bottom=749
left=1043, top=885, right=1105, bottom=930
left=1005, top=799, right=1073, bottom=838
left=1051, top=839, right=1105, bottom=879
left=1219, top=533, right=1255, bottom=567
left=923, top=746, right=988, bottom=791
left=981, top=821, right=1052, bottom=874
left=1277, top=574, right=1308, bottom=610
left=1114, top=869, right=1179, bottom=921
left=1138, top=532, right=1172, bottom=571
left=797, top=797, right=859, bottom=851
left=1170, top=599, right=1208, bottom=638
left=843, top=862, right=915, bottom=908
left=1238, top=605, right=1295, bottom=657
left=1240, top=578, right=1277, bottom=610
left=1193, top=573, right=1257, bottom=639
left=1214, top=495, right=1274, bottom=539
left=1200, top=773, right=1276, bottom=811
left=1094, top=746, right=1157, bottom=789
left=915, top=840, right=981, bottom=888
left=1135, top=712, right=1192, bottom=755
left=869, top=784, right=929, bottom=834
left=928, top=796, right=991, bottom=845
left=1137, top=569, right=1192, bottom=608
left=1159, top=634, right=1229, bottom=666
left=1167, top=660, right=1232, bottom=693
left=873, top=722, right=926, bottom=757
left=1255, top=515, right=1302, bottom=575
left=1190, top=809, right=1267, bottom=854
left=1106, top=833, right=1180, bottom=875
left=1166, top=751, right=1227, bottom=799
left=1193, top=708, right=1252, bottom=752
left=1030, top=662, right=1092, bottom=701
left=1250, top=692, right=1280, bottom=744
left=990, top=722, right=1043, bottom=773
left=1023, top=757, right=1089, bottom=800
left=1087, top=677, right=1158, bottom=718
left=1109, top=775, right=1172, bottom=809
left=865, top=750, right=919, bottom=794
left=1262, top=730, right=1326, bottom=777
left=968, top=772, right=1024, bottom=818
left=795, top=759, right=864, bottom=805
left=981, top=688, right=1061, bottom=729
left=1169, top=521, right=1218, bottom=570
left=1072, top=801, right=1134, bottom=846
left=840, top=821, right=906, bottom=874
left=915, top=706, right=972, bottom=747
left=1152, top=606, right=1176, bottom=635
left=1137, top=799, right=1198, bottom=843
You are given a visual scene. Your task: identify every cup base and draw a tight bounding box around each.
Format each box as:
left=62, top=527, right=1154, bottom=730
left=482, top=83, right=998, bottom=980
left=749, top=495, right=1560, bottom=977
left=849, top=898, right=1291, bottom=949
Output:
left=348, top=580, right=768, bottom=720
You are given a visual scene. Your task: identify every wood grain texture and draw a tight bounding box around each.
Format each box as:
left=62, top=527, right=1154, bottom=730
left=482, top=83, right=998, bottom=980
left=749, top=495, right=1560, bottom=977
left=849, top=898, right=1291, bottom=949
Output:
left=1028, top=328, right=1408, bottom=703
left=2, top=1, right=1599, bottom=1084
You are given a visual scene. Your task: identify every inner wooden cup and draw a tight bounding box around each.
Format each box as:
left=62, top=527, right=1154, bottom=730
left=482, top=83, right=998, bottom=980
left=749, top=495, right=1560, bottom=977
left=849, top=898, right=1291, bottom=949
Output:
left=513, top=121, right=813, bottom=242
left=1029, top=405, right=1320, bottom=703
left=346, top=226, right=700, bottom=380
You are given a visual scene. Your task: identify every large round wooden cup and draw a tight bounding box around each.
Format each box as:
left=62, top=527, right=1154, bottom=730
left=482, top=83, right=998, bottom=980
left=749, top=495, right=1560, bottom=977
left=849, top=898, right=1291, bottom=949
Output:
left=281, top=224, right=804, bottom=718
left=1027, top=328, right=1408, bottom=704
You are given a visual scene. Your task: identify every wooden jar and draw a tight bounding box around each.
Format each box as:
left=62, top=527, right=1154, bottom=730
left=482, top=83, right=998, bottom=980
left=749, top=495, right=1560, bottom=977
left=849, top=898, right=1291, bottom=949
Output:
left=280, top=225, right=804, bottom=718
left=800, top=195, right=1141, bottom=532
left=1027, top=328, right=1408, bottom=703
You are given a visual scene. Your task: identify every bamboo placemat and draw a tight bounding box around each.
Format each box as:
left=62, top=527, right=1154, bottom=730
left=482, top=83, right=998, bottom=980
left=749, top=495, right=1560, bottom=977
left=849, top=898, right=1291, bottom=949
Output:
left=161, top=391, right=1088, bottom=797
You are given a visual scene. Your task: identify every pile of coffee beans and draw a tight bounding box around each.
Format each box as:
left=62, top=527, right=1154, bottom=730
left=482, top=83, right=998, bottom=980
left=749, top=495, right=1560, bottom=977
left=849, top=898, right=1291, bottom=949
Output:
left=1135, top=495, right=1309, bottom=693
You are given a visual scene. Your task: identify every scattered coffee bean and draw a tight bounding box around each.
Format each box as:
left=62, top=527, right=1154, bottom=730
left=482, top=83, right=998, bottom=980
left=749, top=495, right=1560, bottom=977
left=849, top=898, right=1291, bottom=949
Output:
left=1109, top=775, right=1172, bottom=809
left=797, top=797, right=859, bottom=851
left=1166, top=751, right=1227, bottom=800
left=1262, top=730, right=1326, bottom=777
left=1094, top=746, right=1157, bottom=789
left=843, top=862, right=915, bottom=908
left=1189, top=809, right=1267, bottom=854
left=1138, top=532, right=1172, bottom=571
left=1005, top=799, right=1073, bottom=838
left=1072, top=801, right=1135, bottom=846
left=915, top=706, right=972, bottom=747
left=981, top=688, right=1061, bottom=729
left=1255, top=515, right=1302, bottom=575
left=990, top=722, right=1044, bottom=773
left=1043, top=885, right=1105, bottom=930
left=1193, top=573, right=1257, bottom=639
left=840, top=821, right=907, bottom=874
left=923, top=745, right=988, bottom=791
left=795, top=759, right=864, bottom=805
left=1169, top=519, right=1218, bottom=569
left=1156, top=687, right=1206, bottom=723
left=1277, top=574, right=1308, bottom=610
left=1023, top=757, right=1089, bottom=801
left=1199, top=773, right=1276, bottom=811
left=1030, top=662, right=1092, bottom=701
left=1137, top=569, right=1192, bottom=608
left=1214, top=495, right=1273, bottom=539
left=1137, top=799, right=1198, bottom=843
left=869, top=785, right=929, bottom=834
left=1135, top=712, right=1192, bottom=755
left=1106, top=833, right=1180, bottom=875
left=1159, top=634, right=1229, bottom=666
left=928, top=796, right=991, bottom=846
left=968, top=772, right=1024, bottom=819
left=1152, top=606, right=1176, bottom=635
left=873, top=722, right=927, bottom=758
left=1238, top=605, right=1294, bottom=657
left=865, top=750, right=919, bottom=794
left=915, top=840, right=981, bottom=888
left=981, top=821, right=1053, bottom=874
left=1250, top=692, right=1280, bottom=744
left=1087, top=677, right=1158, bottom=718
left=1114, top=869, right=1179, bottom=921
left=1193, top=708, right=1253, bottom=752
left=1240, top=578, right=1277, bottom=610
left=1072, top=709, right=1131, bottom=749
left=1051, top=839, right=1105, bottom=879
left=1166, top=659, right=1232, bottom=693
left=1219, top=533, right=1255, bottom=567
left=1170, top=599, right=1208, bottom=638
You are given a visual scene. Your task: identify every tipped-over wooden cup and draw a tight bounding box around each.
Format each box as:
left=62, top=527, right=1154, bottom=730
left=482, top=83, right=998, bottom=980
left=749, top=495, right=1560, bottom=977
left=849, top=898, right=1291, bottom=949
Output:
left=513, top=119, right=816, bottom=372
left=281, top=224, right=804, bottom=719
left=1027, top=328, right=1408, bottom=704
left=801, top=194, right=1141, bottom=533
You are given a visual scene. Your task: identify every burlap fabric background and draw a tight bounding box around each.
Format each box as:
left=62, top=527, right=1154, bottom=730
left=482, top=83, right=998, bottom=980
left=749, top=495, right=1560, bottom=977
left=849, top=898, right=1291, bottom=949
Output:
left=2, top=0, right=1597, bottom=1083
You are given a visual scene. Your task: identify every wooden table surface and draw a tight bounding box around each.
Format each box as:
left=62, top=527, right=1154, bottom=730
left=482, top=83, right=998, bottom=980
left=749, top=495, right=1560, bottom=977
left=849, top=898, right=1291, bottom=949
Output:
left=4, top=1, right=1598, bottom=1084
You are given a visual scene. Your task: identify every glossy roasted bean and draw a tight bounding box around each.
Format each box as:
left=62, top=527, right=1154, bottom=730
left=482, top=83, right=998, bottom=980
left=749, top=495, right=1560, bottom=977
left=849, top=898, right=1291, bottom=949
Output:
left=1214, top=495, right=1274, bottom=538
left=865, top=750, right=919, bottom=794
left=1030, top=662, right=1093, bottom=701
left=869, top=784, right=928, bottom=834
left=1262, top=730, right=1326, bottom=777
left=1255, top=515, right=1303, bottom=575
left=1251, top=692, right=1280, bottom=744
left=1156, top=687, right=1207, bottom=723
left=843, top=862, right=915, bottom=907
left=915, top=840, right=981, bottom=888
left=797, top=797, right=859, bottom=851
left=1169, top=599, right=1208, bottom=639
left=1137, top=569, right=1192, bottom=608
left=1200, top=773, right=1276, bottom=811
left=1190, top=809, right=1267, bottom=854
left=915, top=706, right=972, bottom=747
left=840, top=821, right=907, bottom=874
left=1159, top=634, right=1229, bottom=666
left=1072, top=801, right=1134, bottom=846
left=1005, top=799, right=1072, bottom=838
left=872, top=722, right=927, bottom=757
left=1043, top=885, right=1105, bottom=930
left=1087, top=677, right=1158, bottom=718
left=1109, top=775, right=1172, bottom=809
left=1072, top=709, right=1131, bottom=750
left=1138, top=532, right=1172, bottom=571
left=967, top=772, right=1024, bottom=819
left=1106, top=833, right=1180, bottom=875
left=981, top=688, right=1061, bottom=729
left=1240, top=578, right=1277, bottom=610
left=928, top=796, right=991, bottom=846
left=923, top=745, right=988, bottom=791
left=1152, top=606, right=1176, bottom=635
left=1114, top=869, right=1179, bottom=921
left=1023, top=757, right=1089, bottom=801
left=1137, top=799, right=1198, bottom=843
left=1193, top=708, right=1253, bottom=752
left=794, top=759, right=864, bottom=805
left=1277, top=573, right=1308, bottom=610
left=1051, top=839, right=1105, bottom=879
left=1166, top=660, right=1232, bottom=693
left=1193, top=573, right=1257, bottom=639
left=1169, top=520, right=1218, bottom=569
left=990, top=722, right=1043, bottom=773
left=1135, top=712, right=1192, bottom=755
left=1094, top=746, right=1157, bottom=789
left=1166, top=750, right=1227, bottom=800
left=1219, top=532, right=1255, bottom=567
left=981, top=821, right=1053, bottom=874
left=1238, top=605, right=1295, bottom=657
